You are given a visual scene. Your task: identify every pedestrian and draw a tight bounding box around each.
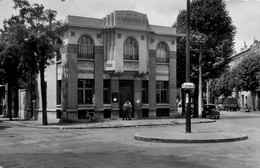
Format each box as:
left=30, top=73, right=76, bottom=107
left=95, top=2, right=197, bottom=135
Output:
left=123, top=101, right=132, bottom=120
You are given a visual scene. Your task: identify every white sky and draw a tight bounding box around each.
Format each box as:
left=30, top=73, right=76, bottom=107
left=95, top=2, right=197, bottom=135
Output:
left=0, top=0, right=259, bottom=53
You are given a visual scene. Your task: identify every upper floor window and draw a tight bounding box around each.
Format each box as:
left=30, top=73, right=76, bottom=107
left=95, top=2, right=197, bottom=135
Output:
left=78, top=35, right=94, bottom=59
left=156, top=42, right=169, bottom=63
left=124, top=37, right=139, bottom=60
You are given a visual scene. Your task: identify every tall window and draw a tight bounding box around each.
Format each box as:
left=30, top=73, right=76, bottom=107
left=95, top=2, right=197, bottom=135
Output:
left=124, top=37, right=139, bottom=60
left=142, top=81, right=149, bottom=103
left=57, top=80, right=62, bottom=105
left=156, top=81, right=169, bottom=103
left=78, top=79, right=94, bottom=104
left=78, top=35, right=94, bottom=59
left=103, top=80, right=110, bottom=104
left=156, top=42, right=169, bottom=63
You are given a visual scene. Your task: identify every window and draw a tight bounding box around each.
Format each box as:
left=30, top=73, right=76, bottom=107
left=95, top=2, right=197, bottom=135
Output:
left=142, top=81, right=149, bottom=103
left=78, top=35, right=94, bottom=59
left=156, top=81, right=169, bottom=103
left=57, top=80, right=62, bottom=105
left=124, top=37, right=139, bottom=60
left=103, top=80, right=110, bottom=104
left=78, top=79, right=94, bottom=104
left=156, top=42, right=169, bottom=63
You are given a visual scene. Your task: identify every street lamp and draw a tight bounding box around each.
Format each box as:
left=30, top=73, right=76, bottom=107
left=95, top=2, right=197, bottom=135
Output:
left=185, top=0, right=192, bottom=133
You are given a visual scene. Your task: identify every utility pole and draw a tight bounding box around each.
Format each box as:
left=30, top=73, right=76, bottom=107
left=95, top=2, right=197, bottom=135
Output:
left=185, top=0, right=191, bottom=133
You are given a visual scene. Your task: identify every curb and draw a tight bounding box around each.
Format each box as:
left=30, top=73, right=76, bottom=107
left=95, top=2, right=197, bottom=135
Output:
left=134, top=132, right=248, bottom=143
left=2, top=119, right=216, bottom=129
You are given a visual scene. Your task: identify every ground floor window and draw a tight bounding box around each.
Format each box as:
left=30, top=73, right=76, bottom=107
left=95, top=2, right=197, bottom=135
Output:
left=78, top=79, right=94, bottom=104
left=103, top=80, right=110, bottom=104
left=142, top=81, right=149, bottom=103
left=57, top=80, right=61, bottom=105
left=156, top=108, right=169, bottom=117
left=156, top=81, right=169, bottom=103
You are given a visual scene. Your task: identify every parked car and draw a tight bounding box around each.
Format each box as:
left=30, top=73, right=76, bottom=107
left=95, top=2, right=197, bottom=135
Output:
left=223, top=98, right=239, bottom=111
left=202, top=104, right=220, bottom=119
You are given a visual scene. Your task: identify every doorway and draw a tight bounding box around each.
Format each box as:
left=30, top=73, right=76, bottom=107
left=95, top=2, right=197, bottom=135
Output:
left=119, top=80, right=134, bottom=118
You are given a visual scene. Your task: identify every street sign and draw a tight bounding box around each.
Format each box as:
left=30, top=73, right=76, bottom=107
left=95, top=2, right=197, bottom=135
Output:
left=182, top=82, right=195, bottom=90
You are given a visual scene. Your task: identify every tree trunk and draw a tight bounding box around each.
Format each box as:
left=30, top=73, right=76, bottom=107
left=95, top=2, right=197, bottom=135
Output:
left=206, top=80, right=210, bottom=104
left=40, top=62, right=48, bottom=125
left=7, top=83, right=12, bottom=121
left=181, top=88, right=185, bottom=115
left=198, top=49, right=202, bottom=118
left=251, top=90, right=256, bottom=111
left=13, top=87, right=19, bottom=118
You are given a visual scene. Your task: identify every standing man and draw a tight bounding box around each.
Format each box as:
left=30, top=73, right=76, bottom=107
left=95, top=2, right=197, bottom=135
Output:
left=123, top=100, right=132, bottom=120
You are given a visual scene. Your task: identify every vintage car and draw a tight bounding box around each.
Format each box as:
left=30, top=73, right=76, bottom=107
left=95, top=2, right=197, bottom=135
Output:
left=202, top=104, right=220, bottom=119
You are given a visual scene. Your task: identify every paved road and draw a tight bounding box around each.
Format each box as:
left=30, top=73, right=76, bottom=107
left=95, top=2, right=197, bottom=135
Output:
left=0, top=111, right=260, bottom=168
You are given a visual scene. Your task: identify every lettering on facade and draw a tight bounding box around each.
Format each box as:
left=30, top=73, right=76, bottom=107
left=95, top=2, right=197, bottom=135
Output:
left=118, top=15, right=146, bottom=24
left=78, top=61, right=94, bottom=74
left=124, top=61, right=139, bottom=71
left=156, top=65, right=169, bottom=76
left=115, top=11, right=148, bottom=29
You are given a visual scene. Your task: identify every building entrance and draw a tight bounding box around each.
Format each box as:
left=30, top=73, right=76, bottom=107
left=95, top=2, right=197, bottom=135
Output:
left=119, top=80, right=134, bottom=118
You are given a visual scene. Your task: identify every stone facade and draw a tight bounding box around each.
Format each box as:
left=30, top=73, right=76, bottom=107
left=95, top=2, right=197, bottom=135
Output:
left=36, top=10, right=178, bottom=121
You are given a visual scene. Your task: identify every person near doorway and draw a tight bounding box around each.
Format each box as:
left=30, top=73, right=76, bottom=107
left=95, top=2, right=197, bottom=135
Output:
left=123, top=100, right=132, bottom=120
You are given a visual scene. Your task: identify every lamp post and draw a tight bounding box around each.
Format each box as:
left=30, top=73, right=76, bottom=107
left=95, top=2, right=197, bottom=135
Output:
left=185, top=0, right=191, bottom=133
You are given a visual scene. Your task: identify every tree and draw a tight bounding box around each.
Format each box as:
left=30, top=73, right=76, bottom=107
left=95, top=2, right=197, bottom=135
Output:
left=236, top=55, right=260, bottom=111
left=209, top=67, right=238, bottom=99
left=0, top=0, right=62, bottom=124
left=14, top=0, right=62, bottom=125
left=0, top=22, right=28, bottom=120
left=173, top=0, right=236, bottom=115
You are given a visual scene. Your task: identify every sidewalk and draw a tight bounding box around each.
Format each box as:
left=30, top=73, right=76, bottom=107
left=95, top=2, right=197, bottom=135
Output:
left=0, top=117, right=214, bottom=129
left=0, top=116, right=249, bottom=143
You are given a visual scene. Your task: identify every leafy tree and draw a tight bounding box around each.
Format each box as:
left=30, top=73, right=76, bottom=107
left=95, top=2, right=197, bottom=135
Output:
left=0, top=0, right=62, bottom=124
left=209, top=67, right=238, bottom=99
left=174, top=0, right=236, bottom=86
left=14, top=0, right=62, bottom=125
left=236, top=55, right=260, bottom=111
left=174, top=0, right=236, bottom=115
left=0, top=22, right=28, bottom=120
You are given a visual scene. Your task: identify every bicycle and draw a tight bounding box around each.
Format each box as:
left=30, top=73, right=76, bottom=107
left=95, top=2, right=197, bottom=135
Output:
left=81, top=111, right=101, bottom=123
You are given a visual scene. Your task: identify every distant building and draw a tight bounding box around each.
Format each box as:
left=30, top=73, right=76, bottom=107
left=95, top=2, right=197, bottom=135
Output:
left=229, top=40, right=260, bottom=110
left=20, top=11, right=178, bottom=122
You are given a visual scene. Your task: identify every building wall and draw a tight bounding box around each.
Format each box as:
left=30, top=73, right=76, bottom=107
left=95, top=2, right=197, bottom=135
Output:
left=33, top=10, right=178, bottom=122
left=229, top=40, right=260, bottom=110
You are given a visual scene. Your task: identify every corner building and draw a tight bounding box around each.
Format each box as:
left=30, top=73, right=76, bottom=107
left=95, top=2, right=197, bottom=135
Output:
left=53, top=11, right=177, bottom=120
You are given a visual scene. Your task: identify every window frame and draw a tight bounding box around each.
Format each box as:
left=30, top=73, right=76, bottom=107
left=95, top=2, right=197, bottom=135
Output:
left=78, top=35, right=95, bottom=59
left=78, top=79, right=94, bottom=104
left=156, top=41, right=169, bottom=63
left=156, top=81, right=169, bottom=103
left=103, top=80, right=111, bottom=104
left=142, top=81, right=149, bottom=104
left=123, top=37, right=139, bottom=60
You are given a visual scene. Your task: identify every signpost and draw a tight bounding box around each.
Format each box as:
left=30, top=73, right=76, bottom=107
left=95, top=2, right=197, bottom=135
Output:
left=185, top=0, right=191, bottom=133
